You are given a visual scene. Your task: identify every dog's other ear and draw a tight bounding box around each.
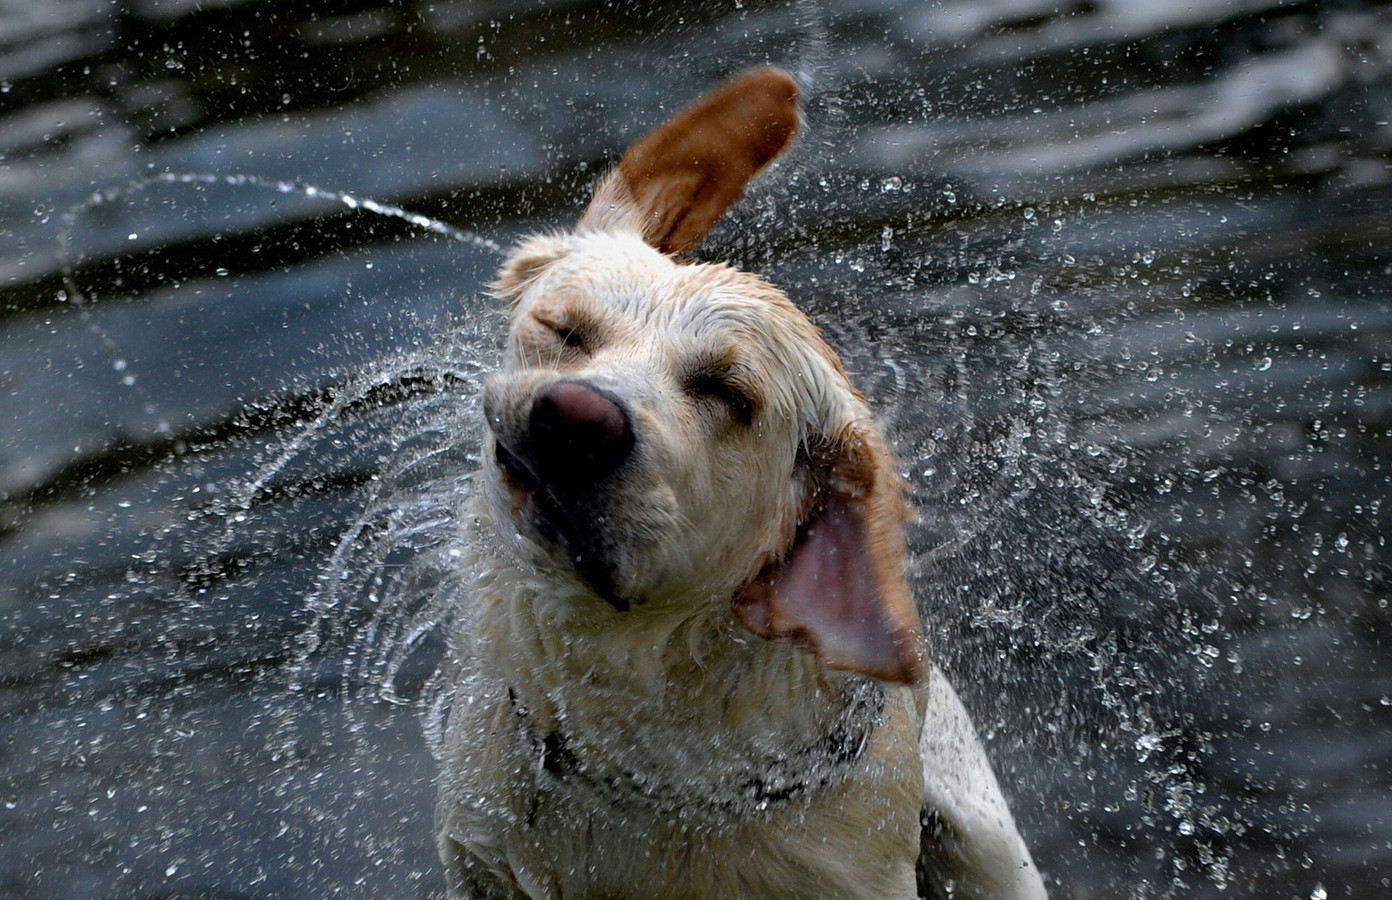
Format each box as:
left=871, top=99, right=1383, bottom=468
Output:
left=735, top=428, right=926, bottom=685
left=578, top=67, right=799, bottom=255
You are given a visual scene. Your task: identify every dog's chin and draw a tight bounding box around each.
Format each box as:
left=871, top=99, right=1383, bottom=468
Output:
left=491, top=443, right=637, bottom=612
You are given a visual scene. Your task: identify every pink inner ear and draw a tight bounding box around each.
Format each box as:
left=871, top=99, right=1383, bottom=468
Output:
left=735, top=493, right=923, bottom=684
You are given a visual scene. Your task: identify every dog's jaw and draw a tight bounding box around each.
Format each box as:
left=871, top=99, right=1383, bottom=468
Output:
left=485, top=435, right=634, bottom=610
left=485, top=376, right=642, bottom=609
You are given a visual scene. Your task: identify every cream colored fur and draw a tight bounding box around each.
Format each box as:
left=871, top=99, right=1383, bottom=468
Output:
left=435, top=69, right=1047, bottom=900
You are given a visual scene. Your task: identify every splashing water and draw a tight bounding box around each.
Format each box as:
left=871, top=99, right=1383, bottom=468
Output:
left=25, top=8, right=1386, bottom=887
left=89, top=167, right=1308, bottom=899
left=4, top=1, right=1388, bottom=898
left=48, top=169, right=506, bottom=761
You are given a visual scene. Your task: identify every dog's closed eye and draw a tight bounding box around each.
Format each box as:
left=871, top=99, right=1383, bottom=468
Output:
left=682, top=363, right=756, bottom=427
left=533, top=309, right=598, bottom=355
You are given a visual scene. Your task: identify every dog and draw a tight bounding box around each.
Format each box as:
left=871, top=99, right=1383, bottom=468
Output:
left=434, top=68, right=1048, bottom=900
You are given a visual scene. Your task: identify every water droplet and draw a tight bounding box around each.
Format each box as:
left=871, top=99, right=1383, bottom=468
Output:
left=215, top=267, right=229, bottom=276
left=1311, top=884, right=1327, bottom=900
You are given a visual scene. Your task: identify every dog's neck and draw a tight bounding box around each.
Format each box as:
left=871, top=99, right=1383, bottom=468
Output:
left=504, top=676, right=884, bottom=821
left=466, top=498, right=888, bottom=819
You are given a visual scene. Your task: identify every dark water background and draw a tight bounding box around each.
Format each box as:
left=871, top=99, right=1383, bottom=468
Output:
left=2, top=1, right=1390, bottom=897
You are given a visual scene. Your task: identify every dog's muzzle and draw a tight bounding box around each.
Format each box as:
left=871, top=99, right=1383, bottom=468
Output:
left=493, top=380, right=637, bottom=608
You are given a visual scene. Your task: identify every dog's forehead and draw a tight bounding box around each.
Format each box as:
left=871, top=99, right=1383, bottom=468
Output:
left=526, top=231, right=821, bottom=353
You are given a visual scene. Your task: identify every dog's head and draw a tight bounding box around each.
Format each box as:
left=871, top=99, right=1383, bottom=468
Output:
left=481, top=69, right=923, bottom=684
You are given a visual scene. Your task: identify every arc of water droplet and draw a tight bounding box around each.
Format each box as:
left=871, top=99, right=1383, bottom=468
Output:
left=293, top=453, right=435, bottom=681
left=342, top=436, right=485, bottom=705
left=377, top=613, right=448, bottom=707
left=292, top=362, right=482, bottom=671
left=787, top=0, right=831, bottom=92
left=58, top=172, right=505, bottom=290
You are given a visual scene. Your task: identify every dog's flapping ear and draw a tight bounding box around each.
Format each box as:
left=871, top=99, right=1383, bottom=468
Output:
left=578, top=67, right=799, bottom=255
left=735, top=428, right=926, bottom=685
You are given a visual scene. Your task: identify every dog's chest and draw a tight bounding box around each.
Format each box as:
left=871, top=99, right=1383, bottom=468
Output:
left=511, top=778, right=920, bottom=900
left=451, top=673, right=923, bottom=899
left=508, top=670, right=888, bottom=818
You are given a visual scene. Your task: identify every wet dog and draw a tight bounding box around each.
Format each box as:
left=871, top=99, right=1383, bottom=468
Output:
left=435, top=68, right=1048, bottom=900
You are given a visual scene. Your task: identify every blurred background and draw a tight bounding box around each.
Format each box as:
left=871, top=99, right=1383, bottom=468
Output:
left=1, top=1, right=1389, bottom=897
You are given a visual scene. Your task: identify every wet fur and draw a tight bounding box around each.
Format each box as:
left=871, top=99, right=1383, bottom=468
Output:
left=435, top=69, right=1047, bottom=900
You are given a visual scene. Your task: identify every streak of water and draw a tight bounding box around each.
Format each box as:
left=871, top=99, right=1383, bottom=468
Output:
left=57, top=170, right=505, bottom=308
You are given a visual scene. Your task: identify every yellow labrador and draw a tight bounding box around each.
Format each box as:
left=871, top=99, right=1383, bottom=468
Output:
left=435, top=68, right=1048, bottom=900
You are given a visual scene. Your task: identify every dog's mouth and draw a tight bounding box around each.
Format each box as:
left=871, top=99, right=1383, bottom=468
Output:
left=487, top=380, right=641, bottom=611
left=495, top=439, right=538, bottom=493
left=492, top=436, right=633, bottom=612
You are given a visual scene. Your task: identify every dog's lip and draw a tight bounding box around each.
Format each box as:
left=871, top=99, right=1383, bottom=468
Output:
left=492, top=438, right=636, bottom=613
left=494, top=439, right=538, bottom=493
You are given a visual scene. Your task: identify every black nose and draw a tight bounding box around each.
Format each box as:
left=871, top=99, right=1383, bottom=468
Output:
left=526, top=381, right=634, bottom=483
